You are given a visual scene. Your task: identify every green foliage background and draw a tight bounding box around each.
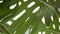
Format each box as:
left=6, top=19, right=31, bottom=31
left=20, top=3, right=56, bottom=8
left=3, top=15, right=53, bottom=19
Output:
left=0, top=0, right=60, bottom=34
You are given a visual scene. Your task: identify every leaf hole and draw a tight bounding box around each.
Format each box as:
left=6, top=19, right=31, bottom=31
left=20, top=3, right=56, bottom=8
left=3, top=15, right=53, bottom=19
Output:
left=25, top=28, right=30, bottom=34
left=27, top=1, right=35, bottom=8
left=13, top=10, right=26, bottom=20
left=24, top=25, right=32, bottom=34
left=42, top=17, right=45, bottom=24
left=7, top=21, right=12, bottom=25
left=32, top=6, right=40, bottom=13
left=9, top=4, right=17, bottom=9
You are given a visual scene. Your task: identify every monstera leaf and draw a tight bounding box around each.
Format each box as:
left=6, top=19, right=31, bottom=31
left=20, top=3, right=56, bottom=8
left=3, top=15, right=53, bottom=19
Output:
left=0, top=0, right=60, bottom=34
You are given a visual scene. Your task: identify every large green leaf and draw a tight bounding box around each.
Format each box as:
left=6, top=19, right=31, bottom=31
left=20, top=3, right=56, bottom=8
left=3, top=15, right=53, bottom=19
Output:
left=0, top=0, right=60, bottom=34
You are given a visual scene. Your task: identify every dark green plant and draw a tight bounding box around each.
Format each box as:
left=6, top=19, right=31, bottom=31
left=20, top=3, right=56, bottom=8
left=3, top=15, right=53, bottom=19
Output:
left=0, top=0, right=60, bottom=34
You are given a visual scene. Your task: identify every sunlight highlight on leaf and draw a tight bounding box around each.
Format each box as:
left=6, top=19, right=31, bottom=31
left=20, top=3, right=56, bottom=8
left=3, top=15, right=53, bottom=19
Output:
left=53, top=24, right=56, bottom=29
left=32, top=6, right=40, bottom=13
left=23, top=0, right=28, bottom=2
left=38, top=32, right=41, bottom=34
left=42, top=31, right=46, bottom=34
left=0, top=0, right=60, bottom=34
left=27, top=1, right=35, bottom=8
left=25, top=17, right=30, bottom=22
left=59, top=25, right=60, bottom=30
left=42, top=17, right=45, bottom=24
left=18, top=2, right=22, bottom=6
left=14, top=31, right=16, bottom=34
left=58, top=18, right=60, bottom=22
left=7, top=21, right=12, bottom=25
left=51, top=16, right=53, bottom=21
left=13, top=10, right=26, bottom=20
left=47, top=0, right=49, bottom=2
left=9, top=4, right=17, bottom=9
left=0, top=0, right=3, bottom=3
